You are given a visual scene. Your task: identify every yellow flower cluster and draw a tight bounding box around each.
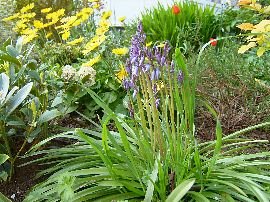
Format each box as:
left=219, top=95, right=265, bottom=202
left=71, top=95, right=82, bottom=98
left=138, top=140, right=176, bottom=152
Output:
left=56, top=7, right=94, bottom=41
left=2, top=3, right=103, bottom=45
left=237, top=0, right=270, bottom=56
left=82, top=11, right=112, bottom=55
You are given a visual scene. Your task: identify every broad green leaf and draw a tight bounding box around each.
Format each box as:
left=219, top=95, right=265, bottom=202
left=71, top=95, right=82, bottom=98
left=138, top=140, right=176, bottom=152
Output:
left=6, top=45, right=20, bottom=58
left=5, top=82, right=33, bottom=117
left=0, top=154, right=9, bottom=164
left=37, top=109, right=61, bottom=124
left=3, top=86, right=18, bottom=105
left=0, top=38, right=11, bottom=51
left=27, top=127, right=41, bottom=143
left=0, top=54, right=21, bottom=66
left=16, top=36, right=23, bottom=53
left=0, top=73, right=9, bottom=105
left=166, top=179, right=195, bottom=202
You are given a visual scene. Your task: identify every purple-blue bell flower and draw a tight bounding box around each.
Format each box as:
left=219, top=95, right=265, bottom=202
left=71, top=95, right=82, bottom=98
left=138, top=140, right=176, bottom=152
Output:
left=178, top=70, right=184, bottom=84
left=132, top=65, right=139, bottom=76
left=128, top=102, right=134, bottom=118
left=153, top=84, right=157, bottom=94
left=123, top=79, right=130, bottom=90
left=161, top=56, right=166, bottom=66
left=151, top=68, right=160, bottom=81
left=155, top=98, right=160, bottom=108
left=133, top=88, right=138, bottom=98
left=144, top=63, right=151, bottom=72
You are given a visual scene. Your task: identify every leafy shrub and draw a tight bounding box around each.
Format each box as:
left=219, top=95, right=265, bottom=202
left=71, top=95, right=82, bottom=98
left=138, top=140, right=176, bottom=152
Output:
left=0, top=38, right=62, bottom=180
left=24, top=23, right=270, bottom=201
left=2, top=2, right=131, bottom=119
left=141, top=1, right=220, bottom=51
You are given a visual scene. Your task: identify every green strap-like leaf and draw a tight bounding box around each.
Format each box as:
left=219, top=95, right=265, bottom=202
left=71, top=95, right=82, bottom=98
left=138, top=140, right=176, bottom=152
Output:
left=166, top=179, right=195, bottom=202
left=0, top=192, right=12, bottom=202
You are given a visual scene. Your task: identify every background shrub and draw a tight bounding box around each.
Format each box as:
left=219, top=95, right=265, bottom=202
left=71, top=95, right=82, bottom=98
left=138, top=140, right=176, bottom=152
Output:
left=141, top=1, right=220, bottom=51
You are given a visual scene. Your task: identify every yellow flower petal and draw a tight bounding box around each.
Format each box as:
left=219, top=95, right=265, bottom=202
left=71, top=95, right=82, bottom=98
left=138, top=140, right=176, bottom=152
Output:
left=146, top=41, right=153, bottom=47
left=116, top=65, right=127, bottom=82
left=34, top=20, right=44, bottom=29
left=237, top=0, right=252, bottom=6
left=41, top=8, right=52, bottom=13
left=112, top=48, right=129, bottom=55
left=20, top=3, right=34, bottom=13
left=67, top=37, right=84, bottom=45
left=157, top=43, right=165, bottom=48
left=257, top=47, right=266, bottom=57
left=238, top=42, right=256, bottom=54
left=102, top=11, right=112, bottom=20
left=82, top=55, right=101, bottom=67
left=118, top=16, right=126, bottom=23
left=237, top=23, right=254, bottom=31
left=62, top=31, right=70, bottom=40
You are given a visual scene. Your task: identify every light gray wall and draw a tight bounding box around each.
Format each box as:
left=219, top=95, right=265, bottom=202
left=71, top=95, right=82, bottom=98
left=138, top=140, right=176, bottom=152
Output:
left=104, top=0, right=232, bottom=26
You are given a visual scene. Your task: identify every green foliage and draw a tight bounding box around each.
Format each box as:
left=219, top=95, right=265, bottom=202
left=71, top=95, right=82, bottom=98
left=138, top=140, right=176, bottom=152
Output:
left=141, top=2, right=219, bottom=51
left=217, top=6, right=266, bottom=35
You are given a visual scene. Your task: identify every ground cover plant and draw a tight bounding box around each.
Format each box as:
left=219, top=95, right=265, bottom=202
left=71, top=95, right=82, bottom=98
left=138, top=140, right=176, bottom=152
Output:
left=0, top=0, right=269, bottom=201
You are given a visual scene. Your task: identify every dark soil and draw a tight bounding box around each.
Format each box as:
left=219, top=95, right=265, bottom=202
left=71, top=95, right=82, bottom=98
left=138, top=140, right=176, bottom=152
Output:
left=0, top=157, right=45, bottom=202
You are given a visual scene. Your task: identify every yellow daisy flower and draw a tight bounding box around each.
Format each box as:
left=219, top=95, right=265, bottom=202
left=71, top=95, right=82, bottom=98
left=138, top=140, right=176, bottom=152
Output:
left=67, top=37, right=84, bottom=45
left=62, top=31, right=70, bottom=40
left=102, top=11, right=112, bottom=20
left=118, top=16, right=126, bottom=23
left=20, top=3, right=34, bottom=13
left=33, top=20, right=44, bottom=29
left=41, top=7, right=52, bottom=13
left=116, top=65, right=127, bottom=82
left=112, top=48, right=129, bottom=55
left=82, top=55, right=101, bottom=67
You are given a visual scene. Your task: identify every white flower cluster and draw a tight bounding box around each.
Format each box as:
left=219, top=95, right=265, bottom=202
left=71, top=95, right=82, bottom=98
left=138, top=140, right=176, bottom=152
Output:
left=61, top=65, right=96, bottom=87
left=76, top=66, right=96, bottom=87
left=61, top=65, right=76, bottom=80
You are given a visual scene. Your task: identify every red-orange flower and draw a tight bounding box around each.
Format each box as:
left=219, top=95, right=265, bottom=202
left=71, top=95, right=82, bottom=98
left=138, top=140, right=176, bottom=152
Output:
left=172, top=5, right=181, bottom=15
left=210, top=38, right=217, bottom=46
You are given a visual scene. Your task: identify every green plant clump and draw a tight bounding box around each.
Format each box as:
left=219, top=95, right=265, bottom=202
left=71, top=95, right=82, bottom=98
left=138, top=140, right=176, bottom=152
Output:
left=141, top=1, right=220, bottom=51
